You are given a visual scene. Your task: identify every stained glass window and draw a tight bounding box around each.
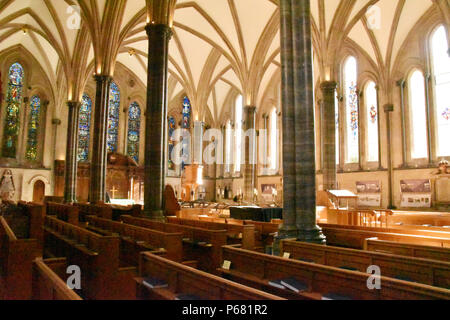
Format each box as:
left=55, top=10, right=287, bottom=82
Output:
left=181, top=96, right=191, bottom=171
left=365, top=81, right=379, bottom=162
left=25, top=95, right=41, bottom=161
left=78, top=94, right=92, bottom=162
left=107, top=81, right=120, bottom=153
left=168, top=116, right=176, bottom=171
left=344, top=56, right=359, bottom=163
left=2, top=63, right=24, bottom=158
left=431, top=25, right=450, bottom=157
left=235, top=95, right=243, bottom=173
left=409, top=70, right=428, bottom=159
left=127, top=102, right=141, bottom=162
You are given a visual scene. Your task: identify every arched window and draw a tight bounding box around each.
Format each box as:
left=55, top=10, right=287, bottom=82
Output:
left=269, top=108, right=278, bottom=171
left=168, top=116, right=176, bottom=171
left=78, top=94, right=92, bottom=162
left=234, top=95, right=243, bottom=173
left=225, top=120, right=232, bottom=173
left=365, top=81, right=379, bottom=162
left=344, top=56, right=359, bottom=163
left=25, top=95, right=42, bottom=161
left=431, top=25, right=450, bottom=157
left=2, top=62, right=24, bottom=158
left=409, top=70, right=428, bottom=159
left=127, top=102, right=141, bottom=162
left=181, top=96, right=191, bottom=171
left=107, top=81, right=120, bottom=153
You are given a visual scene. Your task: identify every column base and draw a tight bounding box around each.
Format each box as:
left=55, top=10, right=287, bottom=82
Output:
left=297, top=225, right=327, bottom=245
left=272, top=224, right=299, bottom=256
left=143, top=209, right=166, bottom=222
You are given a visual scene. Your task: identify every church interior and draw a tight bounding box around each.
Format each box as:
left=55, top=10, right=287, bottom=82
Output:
left=0, top=0, right=449, bottom=301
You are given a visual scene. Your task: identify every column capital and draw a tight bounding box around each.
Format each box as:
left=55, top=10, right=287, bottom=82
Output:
left=243, top=106, right=257, bottom=114
left=145, top=23, right=173, bottom=40
left=93, top=74, right=112, bottom=84
left=320, top=81, right=337, bottom=91
left=67, top=101, right=81, bottom=109
left=384, top=104, right=394, bottom=113
left=52, top=118, right=61, bottom=125
left=396, top=79, right=406, bottom=87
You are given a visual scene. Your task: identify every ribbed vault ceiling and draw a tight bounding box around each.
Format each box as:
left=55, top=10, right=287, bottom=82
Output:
left=0, top=0, right=444, bottom=124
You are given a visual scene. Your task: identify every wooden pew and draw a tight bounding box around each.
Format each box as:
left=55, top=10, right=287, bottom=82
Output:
left=321, top=225, right=450, bottom=250
left=17, top=201, right=46, bottom=256
left=387, top=211, right=450, bottom=227
left=43, top=215, right=136, bottom=300
left=46, top=202, right=79, bottom=226
left=75, top=203, right=112, bottom=222
left=280, top=240, right=450, bottom=289
left=167, top=216, right=255, bottom=250
left=0, top=216, right=38, bottom=300
left=136, top=251, right=285, bottom=300
left=319, top=223, right=450, bottom=240
left=85, top=215, right=183, bottom=265
left=32, top=258, right=82, bottom=300
left=365, top=238, right=450, bottom=262
left=110, top=204, right=142, bottom=220
left=121, top=215, right=227, bottom=273
left=219, top=245, right=450, bottom=300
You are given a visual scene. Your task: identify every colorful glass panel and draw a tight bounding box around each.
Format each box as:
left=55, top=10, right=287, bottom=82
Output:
left=2, top=63, right=24, bottom=158
left=181, top=96, right=191, bottom=170
left=78, top=94, right=92, bottom=162
left=168, top=116, right=176, bottom=171
left=107, top=81, right=120, bottom=153
left=344, top=57, right=359, bottom=163
left=25, top=95, right=41, bottom=161
left=127, top=102, right=141, bottom=162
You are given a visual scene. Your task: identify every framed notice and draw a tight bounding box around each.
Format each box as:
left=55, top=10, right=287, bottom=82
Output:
left=261, top=184, right=277, bottom=202
left=400, top=179, right=432, bottom=208
left=356, top=181, right=381, bottom=207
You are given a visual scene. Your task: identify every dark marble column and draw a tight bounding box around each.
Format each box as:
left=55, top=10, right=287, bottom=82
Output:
left=276, top=0, right=326, bottom=248
left=397, top=79, right=407, bottom=168
left=320, top=81, right=337, bottom=190
left=64, top=101, right=81, bottom=203
left=144, top=23, right=172, bottom=220
left=384, top=104, right=395, bottom=209
left=243, top=106, right=256, bottom=202
left=89, top=75, right=112, bottom=204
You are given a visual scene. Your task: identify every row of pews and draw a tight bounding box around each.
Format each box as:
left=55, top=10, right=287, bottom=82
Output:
left=3, top=199, right=450, bottom=300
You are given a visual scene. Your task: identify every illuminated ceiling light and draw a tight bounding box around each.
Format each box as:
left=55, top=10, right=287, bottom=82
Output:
left=128, top=49, right=135, bottom=57
left=22, top=27, right=28, bottom=35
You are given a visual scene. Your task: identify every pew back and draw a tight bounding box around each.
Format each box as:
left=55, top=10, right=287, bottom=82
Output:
left=138, top=252, right=285, bottom=300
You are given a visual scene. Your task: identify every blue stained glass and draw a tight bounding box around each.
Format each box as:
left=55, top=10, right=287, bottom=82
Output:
left=181, top=96, right=191, bottom=170
left=107, top=81, right=120, bottom=153
left=2, top=63, right=24, bottom=158
left=127, top=102, right=141, bottom=162
left=168, top=116, right=176, bottom=170
left=78, top=94, right=92, bottom=162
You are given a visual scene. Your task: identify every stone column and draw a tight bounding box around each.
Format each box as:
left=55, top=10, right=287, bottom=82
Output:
left=384, top=104, right=395, bottom=209
left=51, top=118, right=61, bottom=195
left=193, top=121, right=204, bottom=164
left=64, top=101, right=81, bottom=203
left=144, top=23, right=172, bottom=220
left=276, top=0, right=326, bottom=247
left=397, top=79, right=407, bottom=168
left=320, top=81, right=337, bottom=190
left=89, top=75, right=112, bottom=204
left=243, top=106, right=256, bottom=202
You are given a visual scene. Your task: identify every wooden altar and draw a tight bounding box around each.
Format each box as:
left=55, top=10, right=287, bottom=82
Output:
left=54, top=153, right=144, bottom=203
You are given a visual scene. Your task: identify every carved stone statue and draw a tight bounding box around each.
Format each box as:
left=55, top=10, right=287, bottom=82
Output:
left=0, top=169, right=15, bottom=201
